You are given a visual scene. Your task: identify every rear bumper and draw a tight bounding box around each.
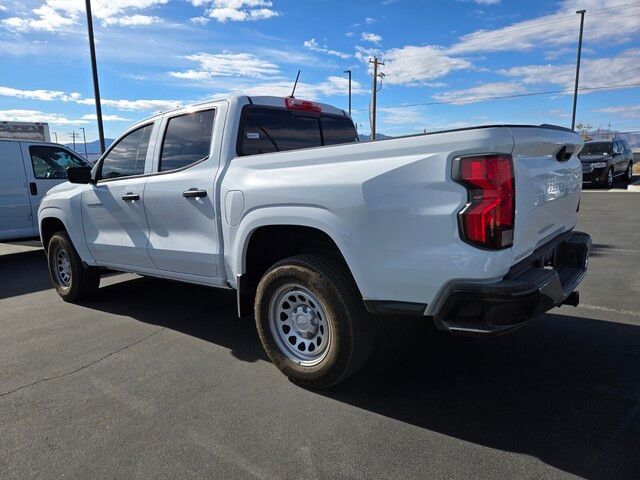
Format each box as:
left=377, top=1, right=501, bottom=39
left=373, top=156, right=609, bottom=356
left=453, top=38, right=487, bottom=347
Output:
left=433, top=231, right=591, bottom=335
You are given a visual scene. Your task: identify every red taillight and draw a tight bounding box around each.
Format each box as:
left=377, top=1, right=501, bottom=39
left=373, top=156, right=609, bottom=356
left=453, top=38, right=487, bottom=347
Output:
left=285, top=97, right=322, bottom=112
left=453, top=154, right=515, bottom=250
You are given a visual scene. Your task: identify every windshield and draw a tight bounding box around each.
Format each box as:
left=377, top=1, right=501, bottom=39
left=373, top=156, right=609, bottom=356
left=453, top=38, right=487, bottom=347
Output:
left=581, top=142, right=612, bottom=155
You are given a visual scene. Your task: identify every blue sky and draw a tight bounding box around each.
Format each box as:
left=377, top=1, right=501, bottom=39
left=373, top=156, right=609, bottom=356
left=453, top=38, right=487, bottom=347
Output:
left=0, top=0, right=638, bottom=144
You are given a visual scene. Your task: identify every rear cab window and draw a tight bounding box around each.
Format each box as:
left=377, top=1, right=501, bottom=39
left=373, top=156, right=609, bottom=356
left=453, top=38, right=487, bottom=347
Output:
left=237, top=105, right=358, bottom=157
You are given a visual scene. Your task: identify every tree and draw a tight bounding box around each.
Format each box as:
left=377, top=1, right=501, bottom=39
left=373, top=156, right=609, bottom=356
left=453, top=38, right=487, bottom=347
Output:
left=575, top=122, right=592, bottom=141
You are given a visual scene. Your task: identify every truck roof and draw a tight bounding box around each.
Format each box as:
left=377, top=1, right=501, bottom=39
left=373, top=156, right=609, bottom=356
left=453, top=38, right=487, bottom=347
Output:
left=133, top=95, right=348, bottom=127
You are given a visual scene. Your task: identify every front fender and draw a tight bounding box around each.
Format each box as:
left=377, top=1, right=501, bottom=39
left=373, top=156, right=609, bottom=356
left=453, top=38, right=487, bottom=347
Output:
left=39, top=207, right=96, bottom=265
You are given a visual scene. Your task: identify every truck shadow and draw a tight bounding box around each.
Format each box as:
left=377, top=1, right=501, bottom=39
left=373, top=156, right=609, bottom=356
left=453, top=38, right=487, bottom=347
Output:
left=0, top=250, right=52, bottom=300
left=83, top=276, right=639, bottom=480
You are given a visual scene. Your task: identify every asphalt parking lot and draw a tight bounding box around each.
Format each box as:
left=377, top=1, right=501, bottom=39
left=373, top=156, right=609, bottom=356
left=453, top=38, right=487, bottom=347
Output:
left=1, top=191, right=639, bottom=480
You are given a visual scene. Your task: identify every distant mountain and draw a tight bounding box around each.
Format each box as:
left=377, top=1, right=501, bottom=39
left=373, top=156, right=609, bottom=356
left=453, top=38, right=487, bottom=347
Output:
left=587, top=129, right=640, bottom=148
left=64, top=138, right=114, bottom=154
left=358, top=133, right=393, bottom=142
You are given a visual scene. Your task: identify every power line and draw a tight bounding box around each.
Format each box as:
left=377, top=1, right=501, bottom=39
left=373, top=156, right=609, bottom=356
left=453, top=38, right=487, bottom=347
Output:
left=352, top=82, right=640, bottom=112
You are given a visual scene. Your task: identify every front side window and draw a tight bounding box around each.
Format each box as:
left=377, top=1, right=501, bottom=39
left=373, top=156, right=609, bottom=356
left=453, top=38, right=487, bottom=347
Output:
left=100, top=124, right=153, bottom=180
left=160, top=109, right=215, bottom=172
left=29, top=146, right=88, bottom=179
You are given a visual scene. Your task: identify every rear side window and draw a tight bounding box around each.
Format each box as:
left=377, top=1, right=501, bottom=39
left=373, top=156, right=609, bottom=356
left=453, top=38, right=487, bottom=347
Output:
left=237, top=106, right=357, bottom=156
left=160, top=109, right=215, bottom=172
left=29, top=146, right=88, bottom=179
left=100, top=124, right=153, bottom=180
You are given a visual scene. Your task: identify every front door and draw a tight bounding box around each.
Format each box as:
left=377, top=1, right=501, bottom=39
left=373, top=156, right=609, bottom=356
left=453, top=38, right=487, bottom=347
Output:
left=143, top=108, right=223, bottom=281
left=82, top=123, right=156, bottom=269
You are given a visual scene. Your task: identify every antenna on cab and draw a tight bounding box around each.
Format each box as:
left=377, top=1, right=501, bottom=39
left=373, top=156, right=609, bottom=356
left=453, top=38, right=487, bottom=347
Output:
left=289, top=70, right=301, bottom=98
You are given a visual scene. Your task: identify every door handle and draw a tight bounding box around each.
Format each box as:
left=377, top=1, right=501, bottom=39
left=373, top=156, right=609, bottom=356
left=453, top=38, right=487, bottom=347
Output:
left=183, top=188, right=207, bottom=198
left=121, top=193, right=140, bottom=201
left=29, top=182, right=38, bottom=196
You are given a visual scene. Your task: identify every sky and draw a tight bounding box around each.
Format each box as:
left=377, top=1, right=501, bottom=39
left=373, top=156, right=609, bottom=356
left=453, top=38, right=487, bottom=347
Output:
left=0, top=0, right=638, bottom=145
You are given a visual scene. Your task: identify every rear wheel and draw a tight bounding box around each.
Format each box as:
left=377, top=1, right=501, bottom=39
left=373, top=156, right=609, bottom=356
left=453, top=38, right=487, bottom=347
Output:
left=47, top=231, right=100, bottom=302
left=254, top=254, right=374, bottom=389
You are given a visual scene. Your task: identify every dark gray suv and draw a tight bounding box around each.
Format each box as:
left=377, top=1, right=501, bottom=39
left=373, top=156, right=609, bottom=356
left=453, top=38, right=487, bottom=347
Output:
left=579, top=139, right=634, bottom=188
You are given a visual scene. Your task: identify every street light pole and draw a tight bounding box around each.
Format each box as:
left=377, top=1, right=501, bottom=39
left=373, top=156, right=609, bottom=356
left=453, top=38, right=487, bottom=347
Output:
left=343, top=69, right=352, bottom=116
left=79, top=127, right=88, bottom=159
left=571, top=9, right=586, bottom=131
left=85, top=0, right=105, bottom=153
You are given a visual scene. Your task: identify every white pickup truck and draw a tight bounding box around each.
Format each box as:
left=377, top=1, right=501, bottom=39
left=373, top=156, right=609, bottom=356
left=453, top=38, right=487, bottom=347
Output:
left=39, top=95, right=591, bottom=388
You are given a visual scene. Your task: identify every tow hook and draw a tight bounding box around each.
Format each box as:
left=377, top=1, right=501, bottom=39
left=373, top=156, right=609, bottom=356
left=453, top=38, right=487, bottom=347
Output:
left=562, top=291, right=580, bottom=307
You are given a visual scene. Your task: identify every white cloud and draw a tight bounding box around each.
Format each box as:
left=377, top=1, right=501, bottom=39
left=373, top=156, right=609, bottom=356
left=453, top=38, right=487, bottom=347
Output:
left=498, top=49, right=640, bottom=91
left=303, top=38, right=351, bottom=59
left=364, top=17, right=376, bottom=24
left=226, top=75, right=365, bottom=100
left=472, top=0, right=500, bottom=4
left=432, top=82, right=525, bottom=105
left=448, top=0, right=640, bottom=54
left=1, top=0, right=169, bottom=31
left=77, top=98, right=183, bottom=111
left=345, top=31, right=355, bottom=37
left=361, top=32, right=382, bottom=44
left=0, top=109, right=89, bottom=124
left=377, top=45, right=472, bottom=86
left=102, top=14, right=162, bottom=26
left=193, top=0, right=279, bottom=23
left=169, top=52, right=280, bottom=80
left=190, top=16, right=210, bottom=24
left=594, top=105, right=640, bottom=119
left=81, top=113, right=131, bottom=121
left=0, top=86, right=81, bottom=102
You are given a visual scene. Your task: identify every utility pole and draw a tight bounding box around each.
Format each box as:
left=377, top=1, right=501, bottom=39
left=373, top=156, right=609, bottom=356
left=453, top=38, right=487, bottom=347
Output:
left=85, top=0, right=105, bottom=153
left=79, top=127, right=89, bottom=159
left=69, top=131, right=78, bottom=150
left=571, top=9, right=586, bottom=131
left=369, top=57, right=384, bottom=140
left=343, top=69, right=352, bottom=116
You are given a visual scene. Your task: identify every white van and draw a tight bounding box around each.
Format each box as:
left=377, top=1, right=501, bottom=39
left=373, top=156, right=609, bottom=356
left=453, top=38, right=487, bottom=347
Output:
left=1, top=139, right=90, bottom=241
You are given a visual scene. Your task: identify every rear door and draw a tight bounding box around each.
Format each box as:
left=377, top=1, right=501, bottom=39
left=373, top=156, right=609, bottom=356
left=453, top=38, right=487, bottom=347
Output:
left=0, top=140, right=34, bottom=240
left=82, top=122, right=158, bottom=268
left=20, top=142, right=89, bottom=225
left=143, top=106, right=224, bottom=282
left=508, top=126, right=583, bottom=263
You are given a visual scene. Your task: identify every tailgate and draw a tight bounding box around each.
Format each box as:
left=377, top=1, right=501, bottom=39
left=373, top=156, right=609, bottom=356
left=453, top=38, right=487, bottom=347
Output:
left=508, top=126, right=583, bottom=264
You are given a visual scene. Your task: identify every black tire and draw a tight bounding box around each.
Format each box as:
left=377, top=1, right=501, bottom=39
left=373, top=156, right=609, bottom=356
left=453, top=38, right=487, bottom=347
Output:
left=254, top=254, right=375, bottom=389
left=603, top=168, right=614, bottom=189
left=47, top=231, right=100, bottom=302
left=624, top=162, right=633, bottom=184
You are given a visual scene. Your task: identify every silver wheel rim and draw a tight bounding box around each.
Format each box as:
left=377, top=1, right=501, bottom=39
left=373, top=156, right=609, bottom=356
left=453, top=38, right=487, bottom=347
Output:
left=53, top=246, right=72, bottom=287
left=268, top=284, right=332, bottom=366
left=608, top=170, right=613, bottom=186
left=628, top=166, right=633, bottom=180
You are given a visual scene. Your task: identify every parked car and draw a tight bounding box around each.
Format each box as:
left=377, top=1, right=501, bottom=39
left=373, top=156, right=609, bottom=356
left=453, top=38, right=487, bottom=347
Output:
left=38, top=96, right=591, bottom=388
left=579, top=139, right=634, bottom=188
left=0, top=139, right=90, bottom=241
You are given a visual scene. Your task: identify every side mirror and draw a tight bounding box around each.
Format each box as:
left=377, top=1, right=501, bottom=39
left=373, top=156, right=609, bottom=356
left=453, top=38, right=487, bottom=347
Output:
left=67, top=166, right=93, bottom=184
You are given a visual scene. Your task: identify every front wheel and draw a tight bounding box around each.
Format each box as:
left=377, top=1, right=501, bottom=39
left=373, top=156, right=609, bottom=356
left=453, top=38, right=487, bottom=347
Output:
left=47, top=231, right=100, bottom=302
left=603, top=168, right=614, bottom=189
left=254, top=254, right=375, bottom=389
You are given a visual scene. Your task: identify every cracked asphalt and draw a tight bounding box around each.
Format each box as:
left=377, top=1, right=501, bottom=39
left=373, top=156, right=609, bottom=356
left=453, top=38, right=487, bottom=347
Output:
left=1, top=191, right=639, bottom=479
